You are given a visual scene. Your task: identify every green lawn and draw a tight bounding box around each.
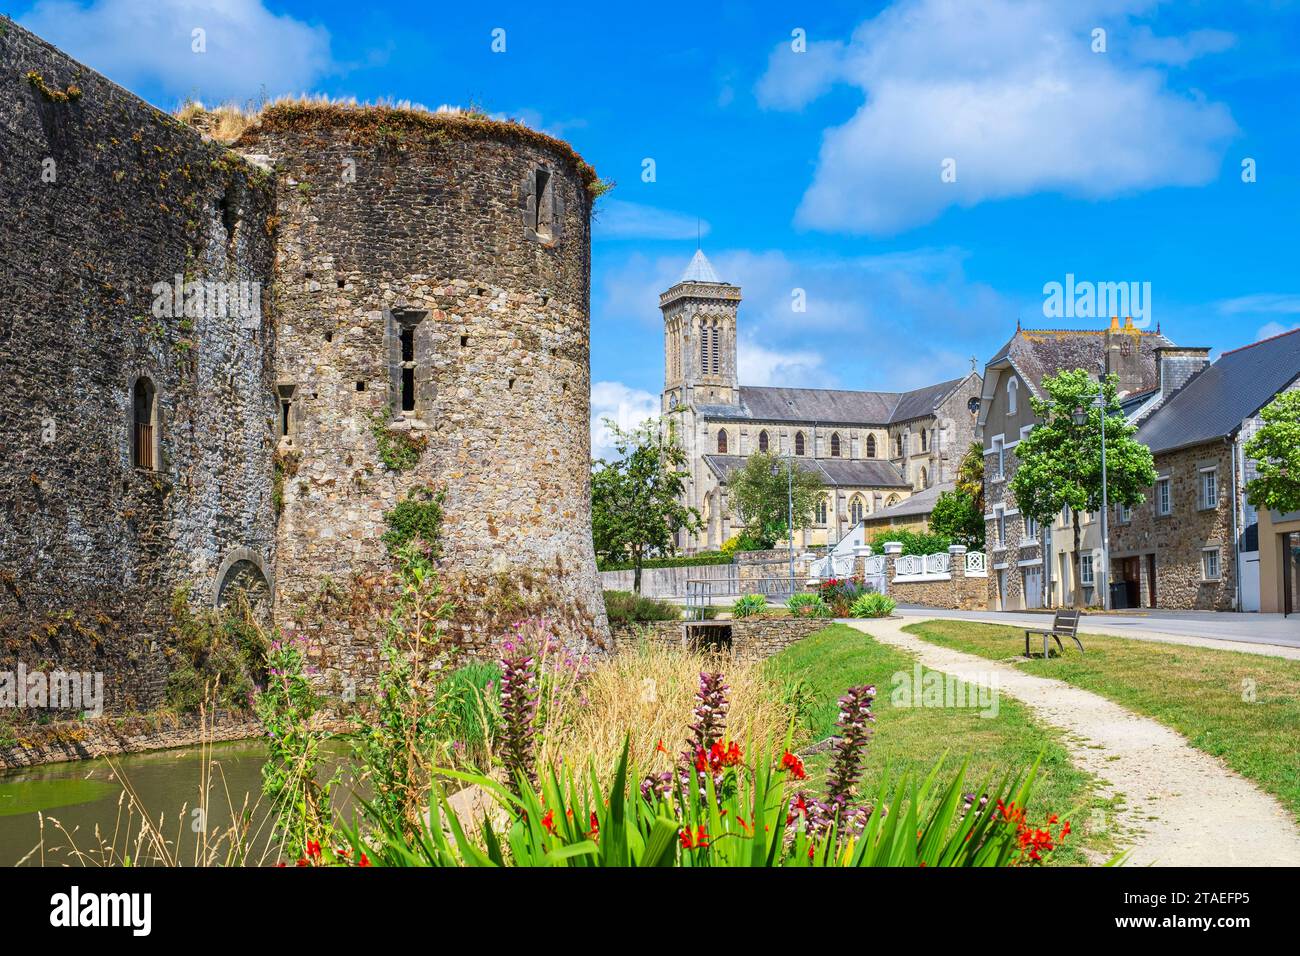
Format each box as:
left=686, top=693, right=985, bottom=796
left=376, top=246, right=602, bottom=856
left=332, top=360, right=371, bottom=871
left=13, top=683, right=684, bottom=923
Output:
left=764, top=624, right=1117, bottom=864
left=903, top=620, right=1300, bottom=823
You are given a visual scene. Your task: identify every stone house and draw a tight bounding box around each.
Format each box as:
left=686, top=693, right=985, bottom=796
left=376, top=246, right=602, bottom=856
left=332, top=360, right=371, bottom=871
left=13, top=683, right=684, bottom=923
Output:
left=1110, top=328, right=1300, bottom=611
left=662, top=250, right=982, bottom=552
left=977, top=319, right=1172, bottom=610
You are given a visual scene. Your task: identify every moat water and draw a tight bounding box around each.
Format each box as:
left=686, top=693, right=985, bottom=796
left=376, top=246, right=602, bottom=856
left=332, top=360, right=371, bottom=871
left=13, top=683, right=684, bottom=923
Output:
left=0, top=739, right=359, bottom=867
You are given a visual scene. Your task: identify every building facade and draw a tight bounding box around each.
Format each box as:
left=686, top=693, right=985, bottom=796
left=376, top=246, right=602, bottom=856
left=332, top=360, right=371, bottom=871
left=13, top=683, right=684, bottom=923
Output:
left=661, top=251, right=982, bottom=552
left=978, top=319, right=1172, bottom=610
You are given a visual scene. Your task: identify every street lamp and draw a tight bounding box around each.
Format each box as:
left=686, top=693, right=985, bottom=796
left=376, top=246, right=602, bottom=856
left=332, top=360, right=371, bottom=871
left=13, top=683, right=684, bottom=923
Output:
left=1073, top=391, right=1110, bottom=610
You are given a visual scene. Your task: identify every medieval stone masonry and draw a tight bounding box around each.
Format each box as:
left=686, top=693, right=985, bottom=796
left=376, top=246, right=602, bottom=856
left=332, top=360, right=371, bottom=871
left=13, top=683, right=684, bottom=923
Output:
left=0, top=22, right=608, bottom=713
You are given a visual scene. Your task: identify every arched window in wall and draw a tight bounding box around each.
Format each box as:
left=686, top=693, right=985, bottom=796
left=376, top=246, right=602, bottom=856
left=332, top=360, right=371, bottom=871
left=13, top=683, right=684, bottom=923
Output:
left=866, top=434, right=877, bottom=458
left=849, top=496, right=864, bottom=524
left=717, top=429, right=728, bottom=454
left=700, top=319, right=708, bottom=372
left=815, top=496, right=828, bottom=524
left=919, top=466, right=928, bottom=489
left=710, top=319, right=720, bottom=373
left=1007, top=378, right=1019, bottom=414
left=794, top=431, right=805, bottom=456
left=131, top=377, right=157, bottom=470
left=758, top=430, right=769, bottom=453
left=830, top=432, right=841, bottom=457
left=921, top=429, right=929, bottom=452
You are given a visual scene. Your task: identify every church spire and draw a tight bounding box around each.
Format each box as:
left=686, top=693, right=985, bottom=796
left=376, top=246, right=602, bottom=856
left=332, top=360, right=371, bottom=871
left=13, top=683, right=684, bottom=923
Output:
left=681, top=248, right=720, bottom=284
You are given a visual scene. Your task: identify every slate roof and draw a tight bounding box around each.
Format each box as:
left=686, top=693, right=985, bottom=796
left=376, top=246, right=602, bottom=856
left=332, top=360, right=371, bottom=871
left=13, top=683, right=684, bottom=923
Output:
left=702, top=455, right=911, bottom=489
left=680, top=249, right=720, bottom=284
left=1136, top=327, right=1300, bottom=454
left=986, top=326, right=1173, bottom=398
left=697, top=378, right=966, bottom=427
left=863, top=480, right=954, bottom=521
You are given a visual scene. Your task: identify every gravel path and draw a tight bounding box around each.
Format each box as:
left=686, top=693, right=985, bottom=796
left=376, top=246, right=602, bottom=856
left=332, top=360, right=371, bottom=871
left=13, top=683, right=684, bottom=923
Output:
left=846, top=618, right=1300, bottom=866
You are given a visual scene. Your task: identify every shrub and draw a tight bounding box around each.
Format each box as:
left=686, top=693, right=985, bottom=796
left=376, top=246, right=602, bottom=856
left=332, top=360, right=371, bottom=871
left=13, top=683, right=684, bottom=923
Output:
left=603, top=590, right=682, bottom=624
left=816, top=576, right=870, bottom=616
left=731, top=594, right=768, bottom=618
left=785, top=592, right=831, bottom=618
left=849, top=592, right=896, bottom=618
left=865, top=529, right=952, bottom=556
left=166, top=587, right=268, bottom=713
left=381, top=486, right=444, bottom=558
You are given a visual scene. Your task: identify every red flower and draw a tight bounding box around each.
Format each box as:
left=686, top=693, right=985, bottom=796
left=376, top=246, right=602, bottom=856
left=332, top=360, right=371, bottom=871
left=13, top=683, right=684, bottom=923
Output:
left=679, top=825, right=710, bottom=850
left=306, top=840, right=322, bottom=860
left=295, top=858, right=308, bottom=867
left=358, top=853, right=371, bottom=867
left=779, top=750, right=808, bottom=780
left=655, top=739, right=668, bottom=754
left=541, top=809, right=557, bottom=835
left=587, top=812, right=600, bottom=841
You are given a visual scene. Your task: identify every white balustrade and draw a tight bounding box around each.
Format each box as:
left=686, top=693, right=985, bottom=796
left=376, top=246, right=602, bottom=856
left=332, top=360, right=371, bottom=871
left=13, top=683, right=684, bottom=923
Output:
left=965, top=551, right=988, bottom=577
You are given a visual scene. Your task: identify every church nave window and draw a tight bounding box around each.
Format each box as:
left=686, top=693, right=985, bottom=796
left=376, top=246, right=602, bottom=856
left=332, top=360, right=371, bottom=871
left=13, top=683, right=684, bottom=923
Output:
left=717, top=429, right=728, bottom=454
left=849, top=496, right=864, bottom=524
left=758, top=429, right=769, bottom=453
left=830, top=432, right=841, bottom=457
left=815, top=496, right=828, bottom=524
left=794, top=431, right=805, bottom=456
left=866, top=434, right=877, bottom=458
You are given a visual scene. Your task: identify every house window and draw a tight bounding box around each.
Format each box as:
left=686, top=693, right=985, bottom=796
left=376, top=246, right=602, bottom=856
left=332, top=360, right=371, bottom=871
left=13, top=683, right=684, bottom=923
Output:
left=1199, top=468, right=1218, bottom=510
left=1080, top=554, right=1095, bottom=587
left=1156, top=478, right=1172, bottom=516
left=758, top=430, right=769, bottom=453
left=1024, top=514, right=1039, bottom=540
left=717, top=429, right=728, bottom=454
left=866, top=434, right=877, bottom=458
left=849, top=496, right=864, bottom=523
left=794, top=431, right=805, bottom=456
left=1007, top=378, right=1018, bottom=415
left=1201, top=548, right=1221, bottom=581
left=131, top=377, right=157, bottom=470
left=830, top=432, right=841, bottom=457
left=995, top=509, right=1006, bottom=547
left=1117, top=502, right=1131, bottom=524
left=816, top=497, right=828, bottom=524
left=992, top=437, right=1005, bottom=480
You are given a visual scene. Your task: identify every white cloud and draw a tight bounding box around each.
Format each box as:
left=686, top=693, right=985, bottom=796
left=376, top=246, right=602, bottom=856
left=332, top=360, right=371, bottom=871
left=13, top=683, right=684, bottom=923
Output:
left=590, top=381, right=659, bottom=461
left=20, top=0, right=334, bottom=103
left=1217, top=294, right=1300, bottom=315
left=1256, top=321, right=1299, bottom=342
left=737, top=339, right=824, bottom=386
left=755, top=0, right=1238, bottom=235
left=594, top=201, right=710, bottom=242
left=1130, top=27, right=1236, bottom=67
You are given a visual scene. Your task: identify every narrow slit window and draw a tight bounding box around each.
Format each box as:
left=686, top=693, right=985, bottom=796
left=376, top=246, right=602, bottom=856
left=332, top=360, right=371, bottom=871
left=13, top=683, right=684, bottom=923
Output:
left=400, top=327, right=416, bottom=412
left=131, top=377, right=156, bottom=470
left=533, top=168, right=552, bottom=239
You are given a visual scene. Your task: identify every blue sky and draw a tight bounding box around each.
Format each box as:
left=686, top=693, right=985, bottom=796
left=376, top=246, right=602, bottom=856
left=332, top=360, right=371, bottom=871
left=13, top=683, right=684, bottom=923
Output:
left=17, top=0, right=1300, bottom=455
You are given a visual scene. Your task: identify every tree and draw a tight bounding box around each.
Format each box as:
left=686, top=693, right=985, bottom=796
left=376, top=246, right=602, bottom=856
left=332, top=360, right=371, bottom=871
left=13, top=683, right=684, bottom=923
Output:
left=1245, top=390, right=1300, bottom=513
left=929, top=490, right=983, bottom=548
left=1010, top=370, right=1156, bottom=607
left=726, top=451, right=824, bottom=549
left=931, top=442, right=985, bottom=548
left=590, top=419, right=701, bottom=593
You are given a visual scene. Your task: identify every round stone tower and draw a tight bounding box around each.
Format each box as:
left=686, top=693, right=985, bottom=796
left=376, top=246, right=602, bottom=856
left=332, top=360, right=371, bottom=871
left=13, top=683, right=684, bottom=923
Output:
left=234, top=105, right=608, bottom=688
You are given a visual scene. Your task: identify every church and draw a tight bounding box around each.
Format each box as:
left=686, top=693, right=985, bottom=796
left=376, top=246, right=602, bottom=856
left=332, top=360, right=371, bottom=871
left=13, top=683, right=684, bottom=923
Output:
left=660, top=251, right=983, bottom=552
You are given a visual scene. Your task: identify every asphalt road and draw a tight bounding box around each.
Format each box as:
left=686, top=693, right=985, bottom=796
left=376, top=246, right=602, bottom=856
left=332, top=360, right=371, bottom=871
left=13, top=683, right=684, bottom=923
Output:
left=893, top=605, right=1300, bottom=649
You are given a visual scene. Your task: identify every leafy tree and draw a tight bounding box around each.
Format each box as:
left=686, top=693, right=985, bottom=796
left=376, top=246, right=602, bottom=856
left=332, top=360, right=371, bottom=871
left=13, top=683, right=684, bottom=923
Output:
left=1010, top=370, right=1156, bottom=607
left=1245, top=390, right=1300, bottom=513
left=726, top=451, right=824, bottom=549
left=591, top=419, right=701, bottom=593
left=929, top=442, right=985, bottom=548
left=929, top=490, right=984, bottom=549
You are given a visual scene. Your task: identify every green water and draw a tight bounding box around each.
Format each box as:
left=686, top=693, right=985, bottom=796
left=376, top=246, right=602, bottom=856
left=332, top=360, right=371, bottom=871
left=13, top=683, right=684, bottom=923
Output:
left=0, top=739, right=357, bottom=867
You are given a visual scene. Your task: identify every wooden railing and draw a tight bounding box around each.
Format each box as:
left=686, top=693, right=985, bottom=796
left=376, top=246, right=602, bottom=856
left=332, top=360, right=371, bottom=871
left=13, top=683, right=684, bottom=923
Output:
left=133, top=422, right=154, bottom=470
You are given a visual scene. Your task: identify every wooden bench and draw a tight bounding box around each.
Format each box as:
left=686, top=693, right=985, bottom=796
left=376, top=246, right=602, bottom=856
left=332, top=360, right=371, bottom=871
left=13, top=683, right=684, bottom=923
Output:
left=1025, top=610, right=1084, bottom=658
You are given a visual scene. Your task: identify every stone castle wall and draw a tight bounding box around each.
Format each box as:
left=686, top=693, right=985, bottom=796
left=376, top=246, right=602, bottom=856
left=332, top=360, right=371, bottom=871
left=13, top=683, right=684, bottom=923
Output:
left=0, top=22, right=278, bottom=713
left=234, top=110, right=608, bottom=690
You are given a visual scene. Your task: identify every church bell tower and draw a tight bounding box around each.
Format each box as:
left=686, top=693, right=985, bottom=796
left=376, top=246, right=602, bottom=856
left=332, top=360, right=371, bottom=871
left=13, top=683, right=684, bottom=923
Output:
left=660, top=249, right=742, bottom=413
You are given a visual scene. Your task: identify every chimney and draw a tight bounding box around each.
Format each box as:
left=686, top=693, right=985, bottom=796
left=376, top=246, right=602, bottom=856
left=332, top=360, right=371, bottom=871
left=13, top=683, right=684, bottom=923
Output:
left=1154, top=346, right=1211, bottom=398
left=1103, top=317, right=1145, bottom=396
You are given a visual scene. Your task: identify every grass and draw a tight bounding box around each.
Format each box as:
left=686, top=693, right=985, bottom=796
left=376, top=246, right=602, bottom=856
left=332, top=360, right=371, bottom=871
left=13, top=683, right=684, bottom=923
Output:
left=764, top=624, right=1117, bottom=864
left=903, top=619, right=1300, bottom=824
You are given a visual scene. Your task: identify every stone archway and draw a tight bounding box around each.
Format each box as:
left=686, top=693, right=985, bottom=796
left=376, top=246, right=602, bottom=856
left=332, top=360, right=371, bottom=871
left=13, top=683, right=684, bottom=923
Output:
left=214, top=548, right=273, bottom=621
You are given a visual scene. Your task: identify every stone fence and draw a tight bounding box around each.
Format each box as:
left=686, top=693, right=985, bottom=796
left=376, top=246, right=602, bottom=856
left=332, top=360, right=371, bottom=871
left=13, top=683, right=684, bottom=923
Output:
left=609, top=616, right=830, bottom=662
left=809, top=543, right=988, bottom=611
